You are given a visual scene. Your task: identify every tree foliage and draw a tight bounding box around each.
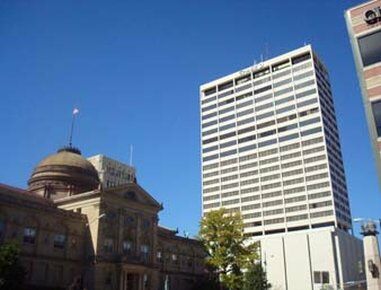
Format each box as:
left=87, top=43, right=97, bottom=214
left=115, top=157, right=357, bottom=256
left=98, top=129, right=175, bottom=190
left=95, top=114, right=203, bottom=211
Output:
left=243, top=263, right=271, bottom=290
left=199, top=208, right=259, bottom=290
left=0, top=242, right=26, bottom=290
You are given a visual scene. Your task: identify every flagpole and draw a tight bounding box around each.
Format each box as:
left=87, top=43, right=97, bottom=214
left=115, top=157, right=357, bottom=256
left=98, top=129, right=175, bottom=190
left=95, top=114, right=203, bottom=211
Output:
left=69, top=113, right=75, bottom=147
left=69, top=108, right=79, bottom=147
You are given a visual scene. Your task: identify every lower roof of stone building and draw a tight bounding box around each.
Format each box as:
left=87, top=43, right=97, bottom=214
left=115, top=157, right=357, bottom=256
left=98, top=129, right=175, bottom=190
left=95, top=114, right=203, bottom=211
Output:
left=53, top=182, right=163, bottom=212
left=158, top=225, right=201, bottom=245
left=0, top=183, right=86, bottom=221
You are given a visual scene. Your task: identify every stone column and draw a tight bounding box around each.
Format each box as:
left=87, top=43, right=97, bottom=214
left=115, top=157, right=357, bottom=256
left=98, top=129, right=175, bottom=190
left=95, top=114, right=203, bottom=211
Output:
left=361, top=221, right=381, bottom=290
left=117, top=208, right=124, bottom=254
left=150, top=270, right=160, bottom=290
left=119, top=269, right=125, bottom=290
left=136, top=215, right=141, bottom=257
left=138, top=273, right=142, bottom=290
left=152, top=216, right=158, bottom=265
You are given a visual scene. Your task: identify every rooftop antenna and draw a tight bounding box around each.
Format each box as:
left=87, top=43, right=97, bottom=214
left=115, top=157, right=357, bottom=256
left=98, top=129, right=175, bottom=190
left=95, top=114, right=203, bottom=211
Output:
left=129, top=144, right=133, bottom=166
left=68, top=107, right=80, bottom=147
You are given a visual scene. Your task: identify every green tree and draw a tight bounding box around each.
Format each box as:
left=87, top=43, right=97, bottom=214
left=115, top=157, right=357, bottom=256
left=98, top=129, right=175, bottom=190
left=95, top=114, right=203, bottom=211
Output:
left=199, top=208, right=258, bottom=290
left=243, top=263, right=271, bottom=290
left=0, top=242, right=26, bottom=290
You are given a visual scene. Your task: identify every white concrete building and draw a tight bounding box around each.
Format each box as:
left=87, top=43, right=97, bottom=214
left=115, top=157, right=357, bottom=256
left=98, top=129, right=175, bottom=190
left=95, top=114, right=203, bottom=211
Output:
left=261, top=226, right=364, bottom=290
left=199, top=45, right=364, bottom=289
left=87, top=154, right=136, bottom=188
left=200, top=45, right=351, bottom=235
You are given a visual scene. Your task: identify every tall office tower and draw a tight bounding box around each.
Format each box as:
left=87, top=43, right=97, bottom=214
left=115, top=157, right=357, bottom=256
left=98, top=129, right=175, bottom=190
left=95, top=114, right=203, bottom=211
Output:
left=199, top=45, right=364, bottom=290
left=200, top=45, right=351, bottom=236
left=346, top=0, right=381, bottom=186
left=87, top=154, right=136, bottom=188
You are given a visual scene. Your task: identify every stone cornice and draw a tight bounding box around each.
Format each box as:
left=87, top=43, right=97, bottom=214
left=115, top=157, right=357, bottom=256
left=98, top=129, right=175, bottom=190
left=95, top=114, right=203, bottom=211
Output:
left=53, top=189, right=101, bottom=205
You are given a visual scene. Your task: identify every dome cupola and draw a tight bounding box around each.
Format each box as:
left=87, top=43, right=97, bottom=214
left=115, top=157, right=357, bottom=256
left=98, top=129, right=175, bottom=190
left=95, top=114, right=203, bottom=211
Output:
left=28, top=146, right=100, bottom=200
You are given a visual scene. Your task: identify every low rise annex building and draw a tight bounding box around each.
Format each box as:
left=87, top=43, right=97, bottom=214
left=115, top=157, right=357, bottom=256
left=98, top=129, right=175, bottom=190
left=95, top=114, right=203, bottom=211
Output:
left=0, top=146, right=205, bottom=290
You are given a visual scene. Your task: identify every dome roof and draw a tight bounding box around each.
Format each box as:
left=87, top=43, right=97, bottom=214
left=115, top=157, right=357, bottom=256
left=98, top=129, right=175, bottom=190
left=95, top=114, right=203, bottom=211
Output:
left=28, top=147, right=100, bottom=199
left=37, top=147, right=97, bottom=172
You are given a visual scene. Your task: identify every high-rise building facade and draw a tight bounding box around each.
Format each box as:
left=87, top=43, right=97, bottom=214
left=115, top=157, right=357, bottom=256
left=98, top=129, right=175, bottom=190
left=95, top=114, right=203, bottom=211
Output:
left=200, top=45, right=352, bottom=237
left=88, top=154, right=136, bottom=188
left=199, top=45, right=365, bottom=289
left=345, top=0, right=381, bottom=185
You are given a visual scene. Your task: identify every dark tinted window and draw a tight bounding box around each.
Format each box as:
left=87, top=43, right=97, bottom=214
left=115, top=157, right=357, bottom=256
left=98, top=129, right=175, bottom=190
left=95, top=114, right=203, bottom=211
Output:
left=203, top=137, right=218, bottom=145
left=253, top=68, right=270, bottom=78
left=239, top=144, right=257, bottom=152
left=278, top=123, right=298, bottom=133
left=238, top=135, right=256, bottom=143
left=53, top=234, right=66, bottom=249
left=314, top=272, right=321, bottom=283
left=220, top=131, right=236, bottom=139
left=254, top=85, right=272, bottom=95
left=235, top=74, right=251, bottom=85
left=202, top=120, right=217, bottom=128
left=258, top=138, right=277, bottom=148
left=204, top=87, right=216, bottom=96
left=272, top=60, right=290, bottom=72
left=218, top=81, right=233, bottom=91
left=279, top=133, right=299, bottom=143
left=23, top=228, right=36, bottom=244
left=202, top=112, right=217, bottom=120
left=300, top=127, right=322, bottom=136
left=203, top=145, right=218, bottom=153
left=292, top=52, right=311, bottom=65
left=236, top=92, right=253, bottom=101
left=220, top=149, right=237, bottom=157
left=372, top=100, right=381, bottom=137
left=238, top=126, right=255, bottom=135
left=358, top=31, right=381, bottom=67
left=203, top=154, right=218, bottom=162
left=259, top=130, right=276, bottom=138
left=322, top=272, right=329, bottom=284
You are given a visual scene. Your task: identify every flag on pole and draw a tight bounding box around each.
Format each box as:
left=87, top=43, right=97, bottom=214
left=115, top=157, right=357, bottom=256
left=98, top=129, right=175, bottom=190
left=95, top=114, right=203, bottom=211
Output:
left=68, top=107, right=79, bottom=147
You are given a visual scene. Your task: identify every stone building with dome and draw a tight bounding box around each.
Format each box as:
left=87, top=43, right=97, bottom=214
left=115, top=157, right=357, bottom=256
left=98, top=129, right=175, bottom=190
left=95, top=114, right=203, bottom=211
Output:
left=0, top=146, right=205, bottom=290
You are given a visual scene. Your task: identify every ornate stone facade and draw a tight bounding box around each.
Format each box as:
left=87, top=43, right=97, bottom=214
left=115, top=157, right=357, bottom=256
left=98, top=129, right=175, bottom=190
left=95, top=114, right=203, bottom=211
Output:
left=0, top=147, right=205, bottom=290
left=0, top=183, right=87, bottom=289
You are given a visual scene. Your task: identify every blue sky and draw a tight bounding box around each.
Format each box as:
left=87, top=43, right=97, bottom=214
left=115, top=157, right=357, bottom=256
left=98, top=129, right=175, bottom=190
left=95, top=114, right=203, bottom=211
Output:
left=0, top=0, right=380, bottom=237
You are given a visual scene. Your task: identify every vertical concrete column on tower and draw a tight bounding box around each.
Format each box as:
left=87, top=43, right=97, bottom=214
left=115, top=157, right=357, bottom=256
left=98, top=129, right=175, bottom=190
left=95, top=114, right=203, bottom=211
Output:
left=361, top=221, right=381, bottom=290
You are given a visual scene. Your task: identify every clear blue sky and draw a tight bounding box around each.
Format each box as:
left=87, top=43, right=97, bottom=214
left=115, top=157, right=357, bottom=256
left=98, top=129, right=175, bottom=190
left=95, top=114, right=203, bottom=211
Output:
left=1, top=0, right=380, bottom=237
